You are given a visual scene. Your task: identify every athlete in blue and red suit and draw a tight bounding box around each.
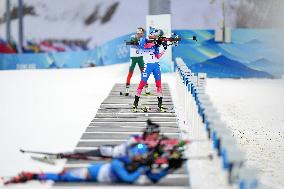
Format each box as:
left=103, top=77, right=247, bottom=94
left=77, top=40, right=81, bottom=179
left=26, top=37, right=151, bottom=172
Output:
left=3, top=144, right=171, bottom=185
left=132, top=27, right=167, bottom=112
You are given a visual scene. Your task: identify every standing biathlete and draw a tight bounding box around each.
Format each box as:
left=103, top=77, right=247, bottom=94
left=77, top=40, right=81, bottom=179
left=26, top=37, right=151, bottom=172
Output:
left=125, top=27, right=150, bottom=96
left=132, top=28, right=167, bottom=112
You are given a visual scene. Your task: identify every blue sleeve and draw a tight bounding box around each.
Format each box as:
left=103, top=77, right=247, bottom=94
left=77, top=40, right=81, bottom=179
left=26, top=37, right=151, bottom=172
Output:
left=111, top=159, right=144, bottom=183
left=154, top=46, right=160, bottom=55
left=139, top=37, right=146, bottom=49
left=145, top=168, right=169, bottom=183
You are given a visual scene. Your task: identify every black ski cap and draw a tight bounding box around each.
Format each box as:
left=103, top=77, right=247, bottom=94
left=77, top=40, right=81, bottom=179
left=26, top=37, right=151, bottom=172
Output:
left=144, top=119, right=160, bottom=133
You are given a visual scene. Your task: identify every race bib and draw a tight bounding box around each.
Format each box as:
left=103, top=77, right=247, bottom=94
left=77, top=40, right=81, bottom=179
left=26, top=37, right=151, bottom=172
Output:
left=130, top=46, right=142, bottom=57
left=142, top=49, right=158, bottom=63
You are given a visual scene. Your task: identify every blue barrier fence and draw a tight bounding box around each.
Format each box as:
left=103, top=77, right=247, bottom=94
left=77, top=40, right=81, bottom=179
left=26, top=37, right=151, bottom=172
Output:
left=0, top=33, right=132, bottom=70
left=1, top=29, right=284, bottom=78
left=175, top=57, right=260, bottom=189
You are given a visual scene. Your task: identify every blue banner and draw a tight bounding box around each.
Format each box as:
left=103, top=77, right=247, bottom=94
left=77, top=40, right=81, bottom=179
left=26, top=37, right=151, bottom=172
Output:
left=1, top=29, right=284, bottom=78
left=0, top=34, right=132, bottom=70
left=173, top=29, right=284, bottom=78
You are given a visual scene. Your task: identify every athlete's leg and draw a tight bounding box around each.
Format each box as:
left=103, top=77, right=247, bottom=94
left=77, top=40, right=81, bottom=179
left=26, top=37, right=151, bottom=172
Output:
left=153, top=63, right=162, bottom=97
left=39, top=168, right=92, bottom=182
left=132, top=63, right=154, bottom=111
left=152, top=63, right=164, bottom=110
left=3, top=167, right=95, bottom=185
left=136, top=63, right=153, bottom=96
left=126, top=57, right=137, bottom=86
left=137, top=57, right=149, bottom=89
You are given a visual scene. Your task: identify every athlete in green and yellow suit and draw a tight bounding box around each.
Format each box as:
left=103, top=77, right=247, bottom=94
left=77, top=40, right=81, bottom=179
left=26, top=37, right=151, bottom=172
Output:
left=125, top=27, right=149, bottom=96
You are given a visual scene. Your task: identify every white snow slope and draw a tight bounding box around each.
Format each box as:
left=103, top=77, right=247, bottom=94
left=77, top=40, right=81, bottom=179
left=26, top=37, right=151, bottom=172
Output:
left=0, top=63, right=177, bottom=189
left=206, top=78, right=284, bottom=189
left=0, top=64, right=283, bottom=188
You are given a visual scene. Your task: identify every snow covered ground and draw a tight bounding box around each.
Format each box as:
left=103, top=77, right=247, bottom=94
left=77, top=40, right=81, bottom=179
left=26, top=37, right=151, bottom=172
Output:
left=206, top=78, right=284, bottom=189
left=0, top=63, right=176, bottom=189
left=0, top=64, right=283, bottom=188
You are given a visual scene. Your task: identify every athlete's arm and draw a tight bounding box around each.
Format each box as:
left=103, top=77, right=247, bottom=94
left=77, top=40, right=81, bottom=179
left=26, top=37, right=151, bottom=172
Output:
left=110, top=134, right=140, bottom=158
left=145, top=168, right=169, bottom=183
left=140, top=38, right=155, bottom=49
left=111, top=159, right=145, bottom=183
left=155, top=47, right=166, bottom=59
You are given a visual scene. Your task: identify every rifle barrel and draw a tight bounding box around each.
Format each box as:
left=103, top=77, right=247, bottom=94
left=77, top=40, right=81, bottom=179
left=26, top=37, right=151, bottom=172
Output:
left=19, top=149, right=58, bottom=156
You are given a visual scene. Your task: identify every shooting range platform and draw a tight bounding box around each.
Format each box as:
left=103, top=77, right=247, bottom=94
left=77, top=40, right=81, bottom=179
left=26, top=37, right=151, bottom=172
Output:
left=54, top=83, right=189, bottom=188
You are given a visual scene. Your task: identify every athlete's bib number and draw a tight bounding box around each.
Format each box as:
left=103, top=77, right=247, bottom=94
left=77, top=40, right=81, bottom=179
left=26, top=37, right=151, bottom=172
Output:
left=144, top=52, right=158, bottom=63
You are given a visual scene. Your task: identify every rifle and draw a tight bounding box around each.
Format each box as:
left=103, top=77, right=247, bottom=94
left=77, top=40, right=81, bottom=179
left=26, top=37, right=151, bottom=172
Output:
left=125, top=37, right=183, bottom=45
left=20, top=148, right=109, bottom=162
left=142, top=136, right=213, bottom=170
left=125, top=34, right=197, bottom=47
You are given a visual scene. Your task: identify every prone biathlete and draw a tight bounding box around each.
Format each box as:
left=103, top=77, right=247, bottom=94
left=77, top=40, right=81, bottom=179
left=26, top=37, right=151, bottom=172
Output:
left=73, top=120, right=161, bottom=158
left=125, top=27, right=150, bottom=96
left=19, top=120, right=161, bottom=160
left=132, top=28, right=167, bottom=112
left=3, top=144, right=171, bottom=185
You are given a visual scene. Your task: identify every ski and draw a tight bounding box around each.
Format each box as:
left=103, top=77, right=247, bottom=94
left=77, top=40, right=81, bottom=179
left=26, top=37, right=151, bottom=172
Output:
left=31, top=154, right=108, bottom=165
left=141, top=106, right=167, bottom=112
left=21, top=149, right=111, bottom=164
left=141, top=106, right=151, bottom=112
left=141, top=92, right=155, bottom=96
left=140, top=106, right=174, bottom=113
left=119, top=91, right=130, bottom=96
left=119, top=92, right=153, bottom=97
left=31, top=156, right=56, bottom=165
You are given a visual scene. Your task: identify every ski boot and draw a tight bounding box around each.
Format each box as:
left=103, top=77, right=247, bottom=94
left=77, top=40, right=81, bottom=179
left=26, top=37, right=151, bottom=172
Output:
left=3, top=172, right=37, bottom=185
left=145, top=84, right=151, bottom=95
left=125, top=85, right=130, bottom=96
left=158, top=97, right=167, bottom=112
left=141, top=106, right=150, bottom=112
left=132, top=95, right=140, bottom=112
